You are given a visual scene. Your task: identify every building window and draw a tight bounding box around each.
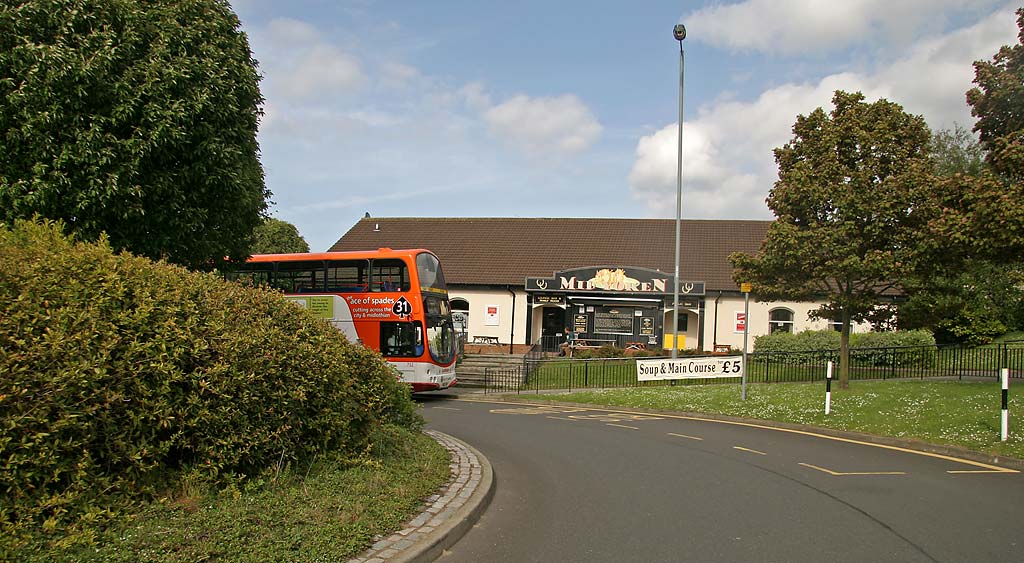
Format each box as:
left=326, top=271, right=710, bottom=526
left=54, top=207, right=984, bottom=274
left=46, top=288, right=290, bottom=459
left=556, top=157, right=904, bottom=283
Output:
left=676, top=313, right=689, bottom=333
left=769, top=308, right=794, bottom=333
left=829, top=314, right=843, bottom=332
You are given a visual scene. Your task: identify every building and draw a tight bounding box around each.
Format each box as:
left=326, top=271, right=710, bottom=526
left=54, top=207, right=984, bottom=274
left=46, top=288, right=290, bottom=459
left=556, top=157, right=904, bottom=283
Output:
left=329, top=217, right=866, bottom=351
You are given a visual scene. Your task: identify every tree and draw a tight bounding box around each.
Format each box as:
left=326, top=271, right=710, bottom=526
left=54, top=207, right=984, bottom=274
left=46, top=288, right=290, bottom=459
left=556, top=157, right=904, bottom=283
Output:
left=730, top=91, right=934, bottom=388
left=942, top=7, right=1024, bottom=265
left=250, top=218, right=310, bottom=254
left=967, top=8, right=1024, bottom=182
left=930, top=124, right=986, bottom=178
left=899, top=124, right=1024, bottom=344
left=0, top=0, right=268, bottom=269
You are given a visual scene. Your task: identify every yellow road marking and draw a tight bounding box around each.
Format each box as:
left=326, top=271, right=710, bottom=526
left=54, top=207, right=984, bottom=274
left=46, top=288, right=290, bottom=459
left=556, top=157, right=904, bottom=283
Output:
left=668, top=432, right=703, bottom=441
left=607, top=423, right=639, bottom=430
left=432, top=406, right=462, bottom=411
left=547, top=416, right=579, bottom=421
left=734, top=446, right=767, bottom=456
left=459, top=397, right=1019, bottom=474
left=800, top=462, right=906, bottom=476
left=489, top=406, right=589, bottom=415
left=947, top=470, right=1017, bottom=474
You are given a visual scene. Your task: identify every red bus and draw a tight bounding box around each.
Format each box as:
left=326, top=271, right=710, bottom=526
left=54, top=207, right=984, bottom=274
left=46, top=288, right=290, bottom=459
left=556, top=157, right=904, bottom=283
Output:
left=229, top=248, right=457, bottom=392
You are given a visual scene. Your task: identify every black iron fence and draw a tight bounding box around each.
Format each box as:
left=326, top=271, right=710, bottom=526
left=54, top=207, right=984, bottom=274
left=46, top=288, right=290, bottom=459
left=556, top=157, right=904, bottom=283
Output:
left=481, top=341, right=1024, bottom=394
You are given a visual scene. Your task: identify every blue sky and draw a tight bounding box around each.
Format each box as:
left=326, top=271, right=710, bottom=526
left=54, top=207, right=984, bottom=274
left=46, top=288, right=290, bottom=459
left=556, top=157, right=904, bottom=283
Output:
left=231, top=0, right=1020, bottom=252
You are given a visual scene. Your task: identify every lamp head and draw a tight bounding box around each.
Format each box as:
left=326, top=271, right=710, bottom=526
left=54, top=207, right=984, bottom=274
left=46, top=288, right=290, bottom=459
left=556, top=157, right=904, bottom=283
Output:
left=673, top=24, right=686, bottom=41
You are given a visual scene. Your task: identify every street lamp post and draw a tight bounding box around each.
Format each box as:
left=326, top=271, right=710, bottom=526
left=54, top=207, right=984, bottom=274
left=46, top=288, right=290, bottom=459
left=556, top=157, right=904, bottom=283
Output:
left=671, top=23, right=685, bottom=360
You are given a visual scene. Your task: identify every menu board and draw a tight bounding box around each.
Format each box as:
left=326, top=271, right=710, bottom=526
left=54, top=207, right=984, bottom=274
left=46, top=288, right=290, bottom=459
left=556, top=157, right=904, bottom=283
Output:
left=574, top=314, right=588, bottom=333
left=595, top=307, right=633, bottom=334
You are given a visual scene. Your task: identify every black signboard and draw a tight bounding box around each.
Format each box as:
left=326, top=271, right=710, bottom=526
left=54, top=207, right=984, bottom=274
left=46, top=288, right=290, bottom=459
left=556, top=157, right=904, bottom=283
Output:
left=573, top=314, right=588, bottom=333
left=595, top=307, right=634, bottom=335
left=534, top=295, right=565, bottom=305
left=640, top=317, right=654, bottom=336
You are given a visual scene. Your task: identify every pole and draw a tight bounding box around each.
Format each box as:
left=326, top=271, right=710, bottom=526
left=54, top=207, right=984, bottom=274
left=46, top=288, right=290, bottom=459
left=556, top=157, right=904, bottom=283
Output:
left=741, top=290, right=749, bottom=400
left=825, top=361, right=833, bottom=415
left=672, top=28, right=684, bottom=360
left=1001, top=367, right=1009, bottom=441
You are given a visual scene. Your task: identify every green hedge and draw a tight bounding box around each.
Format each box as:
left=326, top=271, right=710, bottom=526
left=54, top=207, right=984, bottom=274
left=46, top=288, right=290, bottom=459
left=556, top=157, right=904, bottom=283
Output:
left=753, top=329, right=937, bottom=367
left=0, top=220, right=419, bottom=551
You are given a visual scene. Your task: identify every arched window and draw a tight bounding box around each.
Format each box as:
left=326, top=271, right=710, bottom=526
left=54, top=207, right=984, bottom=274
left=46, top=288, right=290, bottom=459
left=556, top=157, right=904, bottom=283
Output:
left=769, top=308, right=794, bottom=334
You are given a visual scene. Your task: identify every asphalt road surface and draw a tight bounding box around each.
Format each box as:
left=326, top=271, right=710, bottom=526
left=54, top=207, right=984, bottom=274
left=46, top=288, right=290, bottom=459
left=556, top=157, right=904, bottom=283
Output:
left=419, top=394, right=1024, bottom=563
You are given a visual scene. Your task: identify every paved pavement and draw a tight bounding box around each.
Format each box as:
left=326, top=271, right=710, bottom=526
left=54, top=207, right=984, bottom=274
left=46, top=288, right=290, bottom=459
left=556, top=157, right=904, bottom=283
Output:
left=348, top=430, right=494, bottom=563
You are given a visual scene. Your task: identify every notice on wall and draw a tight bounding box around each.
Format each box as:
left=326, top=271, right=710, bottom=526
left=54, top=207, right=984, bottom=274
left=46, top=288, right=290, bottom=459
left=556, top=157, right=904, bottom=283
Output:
left=734, top=311, right=746, bottom=333
left=595, top=308, right=633, bottom=335
left=574, top=314, right=588, bottom=333
left=485, top=304, right=500, bottom=326
left=640, top=317, right=654, bottom=336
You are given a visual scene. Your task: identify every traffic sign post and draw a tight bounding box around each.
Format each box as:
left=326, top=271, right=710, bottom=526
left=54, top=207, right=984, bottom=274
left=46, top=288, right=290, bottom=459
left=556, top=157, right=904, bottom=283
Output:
left=740, top=283, right=751, bottom=401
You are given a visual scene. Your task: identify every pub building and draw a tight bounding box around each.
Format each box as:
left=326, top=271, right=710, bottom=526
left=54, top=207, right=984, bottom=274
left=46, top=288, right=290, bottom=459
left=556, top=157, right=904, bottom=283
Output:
left=329, top=217, right=870, bottom=352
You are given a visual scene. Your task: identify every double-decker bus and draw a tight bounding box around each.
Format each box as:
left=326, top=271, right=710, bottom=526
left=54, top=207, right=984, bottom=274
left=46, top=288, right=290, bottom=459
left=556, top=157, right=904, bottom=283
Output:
left=228, top=248, right=457, bottom=392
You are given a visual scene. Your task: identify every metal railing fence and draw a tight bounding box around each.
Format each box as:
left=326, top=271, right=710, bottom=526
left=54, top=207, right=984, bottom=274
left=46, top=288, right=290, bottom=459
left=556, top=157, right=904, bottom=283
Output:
left=480, top=341, right=1024, bottom=394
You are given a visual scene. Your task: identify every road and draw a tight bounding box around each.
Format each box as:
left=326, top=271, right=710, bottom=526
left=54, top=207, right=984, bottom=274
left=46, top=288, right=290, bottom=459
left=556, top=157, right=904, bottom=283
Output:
left=419, top=394, right=1024, bottom=563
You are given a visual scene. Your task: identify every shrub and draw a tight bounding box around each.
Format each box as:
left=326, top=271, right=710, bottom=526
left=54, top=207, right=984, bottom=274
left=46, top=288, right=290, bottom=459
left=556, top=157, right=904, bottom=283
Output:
left=0, top=219, right=419, bottom=552
left=753, top=329, right=937, bottom=368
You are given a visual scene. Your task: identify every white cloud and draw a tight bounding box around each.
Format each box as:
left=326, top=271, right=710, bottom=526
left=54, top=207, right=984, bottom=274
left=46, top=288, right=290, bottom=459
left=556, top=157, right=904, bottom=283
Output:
left=483, top=94, right=603, bottom=156
left=685, top=0, right=1004, bottom=54
left=257, top=18, right=366, bottom=102
left=630, top=6, right=1018, bottom=220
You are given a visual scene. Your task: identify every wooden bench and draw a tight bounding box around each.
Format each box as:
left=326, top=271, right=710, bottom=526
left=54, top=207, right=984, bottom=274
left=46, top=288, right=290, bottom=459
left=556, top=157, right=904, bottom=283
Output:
left=472, top=335, right=500, bottom=345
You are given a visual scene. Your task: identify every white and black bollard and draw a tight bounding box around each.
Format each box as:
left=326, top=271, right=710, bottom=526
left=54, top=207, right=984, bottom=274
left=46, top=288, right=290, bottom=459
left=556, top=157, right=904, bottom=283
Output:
left=825, top=361, right=833, bottom=416
left=1001, top=368, right=1009, bottom=442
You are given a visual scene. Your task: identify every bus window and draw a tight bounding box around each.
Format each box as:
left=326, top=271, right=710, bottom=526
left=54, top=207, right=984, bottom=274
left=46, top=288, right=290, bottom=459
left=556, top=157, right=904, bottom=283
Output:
left=424, top=296, right=456, bottom=364
left=370, top=259, right=409, bottom=292
left=380, top=321, right=422, bottom=357
left=274, top=260, right=325, bottom=293
left=416, top=252, right=447, bottom=292
left=227, top=265, right=273, bottom=286
left=326, top=259, right=369, bottom=292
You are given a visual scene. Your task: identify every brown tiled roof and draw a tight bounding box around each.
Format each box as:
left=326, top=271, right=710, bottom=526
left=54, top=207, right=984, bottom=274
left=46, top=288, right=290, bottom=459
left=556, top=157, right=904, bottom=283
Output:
left=329, top=217, right=771, bottom=291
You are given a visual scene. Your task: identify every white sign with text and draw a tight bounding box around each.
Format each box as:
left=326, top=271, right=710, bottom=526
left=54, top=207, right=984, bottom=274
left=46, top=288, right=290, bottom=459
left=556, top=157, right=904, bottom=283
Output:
left=636, top=356, right=744, bottom=381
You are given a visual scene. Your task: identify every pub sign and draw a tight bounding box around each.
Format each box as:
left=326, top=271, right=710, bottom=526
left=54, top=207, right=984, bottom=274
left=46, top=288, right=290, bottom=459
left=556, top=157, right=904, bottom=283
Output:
left=526, top=266, right=704, bottom=296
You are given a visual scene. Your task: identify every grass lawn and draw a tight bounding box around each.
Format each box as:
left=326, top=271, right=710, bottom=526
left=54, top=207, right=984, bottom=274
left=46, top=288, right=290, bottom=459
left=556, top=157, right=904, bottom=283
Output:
left=524, top=380, right=1024, bottom=460
left=13, top=426, right=450, bottom=563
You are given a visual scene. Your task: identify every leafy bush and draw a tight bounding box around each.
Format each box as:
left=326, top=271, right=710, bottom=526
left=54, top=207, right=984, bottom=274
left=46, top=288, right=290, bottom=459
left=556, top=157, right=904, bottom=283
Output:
left=753, top=329, right=937, bottom=367
left=852, top=329, right=935, bottom=349
left=0, top=219, right=420, bottom=553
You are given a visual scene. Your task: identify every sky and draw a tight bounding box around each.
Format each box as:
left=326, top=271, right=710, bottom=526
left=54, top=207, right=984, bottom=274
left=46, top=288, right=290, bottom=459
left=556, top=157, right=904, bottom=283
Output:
left=230, top=0, right=1021, bottom=252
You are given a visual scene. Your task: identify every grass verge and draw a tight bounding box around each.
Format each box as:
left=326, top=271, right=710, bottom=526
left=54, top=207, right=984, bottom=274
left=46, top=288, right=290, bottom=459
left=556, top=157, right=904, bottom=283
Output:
left=525, top=380, right=1024, bottom=460
left=14, top=426, right=450, bottom=563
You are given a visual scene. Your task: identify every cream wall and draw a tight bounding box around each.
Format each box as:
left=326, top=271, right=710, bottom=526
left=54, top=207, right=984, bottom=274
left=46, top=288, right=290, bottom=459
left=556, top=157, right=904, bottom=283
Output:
left=703, top=296, right=871, bottom=351
left=449, top=288, right=529, bottom=346
left=449, top=288, right=871, bottom=350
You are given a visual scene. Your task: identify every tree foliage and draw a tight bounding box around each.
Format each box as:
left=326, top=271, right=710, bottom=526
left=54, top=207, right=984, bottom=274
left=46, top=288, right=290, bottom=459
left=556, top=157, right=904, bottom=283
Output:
left=901, top=9, right=1024, bottom=343
left=250, top=217, right=311, bottom=254
left=0, top=0, right=268, bottom=269
left=932, top=7, right=1024, bottom=266
left=900, top=124, right=1024, bottom=344
left=731, top=91, right=934, bottom=387
left=967, top=8, right=1024, bottom=182
left=930, top=123, right=986, bottom=177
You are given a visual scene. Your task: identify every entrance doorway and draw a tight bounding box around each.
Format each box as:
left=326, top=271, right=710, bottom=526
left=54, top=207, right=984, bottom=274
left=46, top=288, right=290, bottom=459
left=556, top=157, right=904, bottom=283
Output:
left=542, top=307, right=566, bottom=337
